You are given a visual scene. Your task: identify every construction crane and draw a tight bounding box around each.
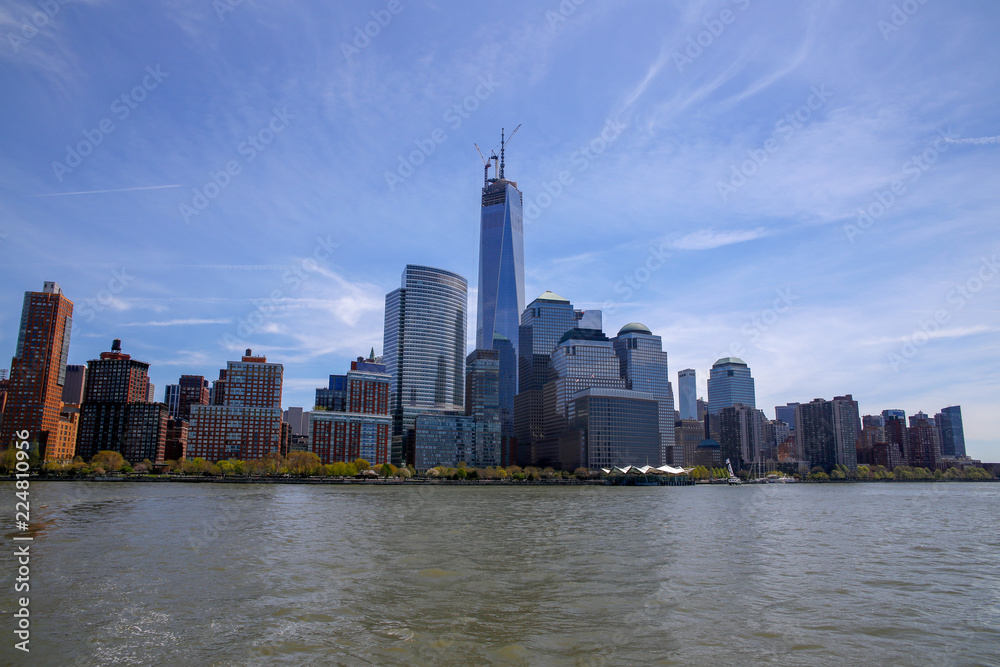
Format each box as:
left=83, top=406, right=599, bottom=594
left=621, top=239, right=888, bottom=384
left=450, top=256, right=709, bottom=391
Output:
left=474, top=143, right=497, bottom=188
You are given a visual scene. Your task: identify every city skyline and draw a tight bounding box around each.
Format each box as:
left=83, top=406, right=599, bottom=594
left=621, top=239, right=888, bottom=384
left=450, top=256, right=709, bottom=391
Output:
left=1, top=1, right=998, bottom=460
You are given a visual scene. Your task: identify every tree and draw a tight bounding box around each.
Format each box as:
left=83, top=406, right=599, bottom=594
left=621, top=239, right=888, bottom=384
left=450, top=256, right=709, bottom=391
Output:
left=574, top=467, right=591, bottom=480
left=287, top=451, right=322, bottom=476
left=354, top=458, right=371, bottom=472
left=90, top=450, right=127, bottom=472
left=380, top=463, right=396, bottom=478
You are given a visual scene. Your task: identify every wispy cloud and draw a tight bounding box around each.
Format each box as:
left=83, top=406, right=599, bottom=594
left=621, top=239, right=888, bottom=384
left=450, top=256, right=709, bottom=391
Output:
left=122, top=318, right=232, bottom=327
left=945, top=135, right=1000, bottom=145
left=34, top=185, right=184, bottom=197
left=671, top=227, right=769, bottom=251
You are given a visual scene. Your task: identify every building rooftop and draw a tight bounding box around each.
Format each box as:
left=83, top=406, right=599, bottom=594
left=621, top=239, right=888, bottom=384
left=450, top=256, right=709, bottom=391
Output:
left=697, top=439, right=721, bottom=449
left=534, top=290, right=569, bottom=303
left=558, top=328, right=609, bottom=344
left=618, top=322, right=652, bottom=336
left=713, top=356, right=747, bottom=366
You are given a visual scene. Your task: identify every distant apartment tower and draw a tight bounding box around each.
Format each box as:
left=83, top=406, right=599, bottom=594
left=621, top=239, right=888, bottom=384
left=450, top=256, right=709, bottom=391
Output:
left=62, top=364, right=87, bottom=405
left=674, top=419, right=705, bottom=467
left=717, top=403, right=766, bottom=470
left=76, top=339, right=168, bottom=464
left=707, top=357, right=755, bottom=414
left=678, top=369, right=697, bottom=420
left=383, top=265, right=468, bottom=466
left=907, top=412, right=942, bottom=469
left=795, top=396, right=860, bottom=471
left=775, top=402, right=800, bottom=431
left=936, top=406, right=966, bottom=458
left=164, top=384, right=180, bottom=419
left=188, top=350, right=283, bottom=462
left=0, top=282, right=74, bottom=460
left=613, top=323, right=677, bottom=466
left=178, top=375, right=210, bottom=420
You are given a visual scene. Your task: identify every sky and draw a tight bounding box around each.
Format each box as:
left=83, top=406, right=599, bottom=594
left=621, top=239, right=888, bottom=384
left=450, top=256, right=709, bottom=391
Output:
left=1, top=0, right=998, bottom=460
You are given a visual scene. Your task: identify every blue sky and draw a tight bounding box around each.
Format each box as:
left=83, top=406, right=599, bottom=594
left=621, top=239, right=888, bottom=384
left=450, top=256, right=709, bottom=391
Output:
left=2, top=0, right=998, bottom=459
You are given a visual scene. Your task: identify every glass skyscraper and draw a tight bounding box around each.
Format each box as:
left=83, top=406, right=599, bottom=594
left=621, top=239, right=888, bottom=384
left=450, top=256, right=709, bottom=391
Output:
left=936, top=405, right=966, bottom=458
left=476, top=170, right=525, bottom=354
left=383, top=265, right=468, bottom=466
left=612, top=323, right=677, bottom=466
left=512, top=291, right=590, bottom=465
left=677, top=368, right=697, bottom=420
left=706, top=357, right=756, bottom=414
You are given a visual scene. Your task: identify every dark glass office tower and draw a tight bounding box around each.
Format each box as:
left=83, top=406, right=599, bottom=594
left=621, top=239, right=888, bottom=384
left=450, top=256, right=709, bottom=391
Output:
left=383, top=265, right=468, bottom=466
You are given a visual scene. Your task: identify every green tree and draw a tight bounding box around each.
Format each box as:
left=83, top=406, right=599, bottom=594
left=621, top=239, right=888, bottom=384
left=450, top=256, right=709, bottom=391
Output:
left=90, top=450, right=128, bottom=472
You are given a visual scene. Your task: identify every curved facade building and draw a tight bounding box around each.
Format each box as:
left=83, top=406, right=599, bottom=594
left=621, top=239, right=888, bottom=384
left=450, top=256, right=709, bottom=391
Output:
left=383, top=265, right=468, bottom=465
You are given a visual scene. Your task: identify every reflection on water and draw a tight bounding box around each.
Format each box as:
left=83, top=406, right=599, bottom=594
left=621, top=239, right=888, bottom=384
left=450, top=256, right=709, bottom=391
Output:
left=1, top=482, right=998, bottom=665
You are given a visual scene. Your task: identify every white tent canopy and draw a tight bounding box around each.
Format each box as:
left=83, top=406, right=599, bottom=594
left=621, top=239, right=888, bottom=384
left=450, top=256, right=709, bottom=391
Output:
left=601, top=465, right=692, bottom=475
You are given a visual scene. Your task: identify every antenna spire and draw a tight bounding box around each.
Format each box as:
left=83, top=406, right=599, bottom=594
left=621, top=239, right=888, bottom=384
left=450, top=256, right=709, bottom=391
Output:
left=500, top=127, right=505, bottom=180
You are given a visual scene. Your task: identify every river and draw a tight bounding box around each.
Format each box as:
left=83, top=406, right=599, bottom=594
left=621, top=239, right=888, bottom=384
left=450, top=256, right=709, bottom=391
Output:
left=1, top=481, right=998, bottom=665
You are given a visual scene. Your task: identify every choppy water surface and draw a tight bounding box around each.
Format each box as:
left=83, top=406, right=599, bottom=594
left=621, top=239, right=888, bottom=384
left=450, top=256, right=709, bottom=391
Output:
left=1, top=481, right=998, bottom=665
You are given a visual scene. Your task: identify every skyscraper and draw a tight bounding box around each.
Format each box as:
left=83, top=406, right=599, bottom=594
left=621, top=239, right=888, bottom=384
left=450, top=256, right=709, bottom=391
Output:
left=476, top=131, right=525, bottom=455
left=536, top=327, right=626, bottom=467
left=513, top=291, right=588, bottom=465
left=936, top=406, right=966, bottom=458
left=775, top=402, right=799, bottom=431
left=678, top=369, right=697, bottom=420
left=613, top=323, right=677, bottom=466
left=76, top=339, right=168, bottom=464
left=383, top=265, right=468, bottom=466
left=178, top=374, right=210, bottom=420
left=476, top=129, right=525, bottom=355
left=795, top=395, right=860, bottom=472
left=1, top=282, right=74, bottom=460
left=707, top=357, right=756, bottom=414
left=188, top=349, right=283, bottom=462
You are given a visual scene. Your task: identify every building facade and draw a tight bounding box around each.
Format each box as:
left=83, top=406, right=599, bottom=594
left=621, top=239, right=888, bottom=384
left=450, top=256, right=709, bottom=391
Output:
left=309, top=357, right=391, bottom=466
left=0, top=282, right=74, bottom=459
left=678, top=368, right=697, bottom=420
left=936, top=406, right=966, bottom=458
left=178, top=375, right=210, bottom=420
left=76, top=339, right=168, bottom=464
left=707, top=357, right=756, bottom=414
left=383, top=265, right=468, bottom=466
left=188, top=350, right=283, bottom=462
left=513, top=291, right=585, bottom=465
left=795, top=395, right=860, bottom=471
left=612, top=323, right=676, bottom=465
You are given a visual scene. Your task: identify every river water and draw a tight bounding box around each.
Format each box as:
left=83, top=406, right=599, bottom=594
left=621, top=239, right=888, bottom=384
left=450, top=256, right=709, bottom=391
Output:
left=1, top=481, right=998, bottom=665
